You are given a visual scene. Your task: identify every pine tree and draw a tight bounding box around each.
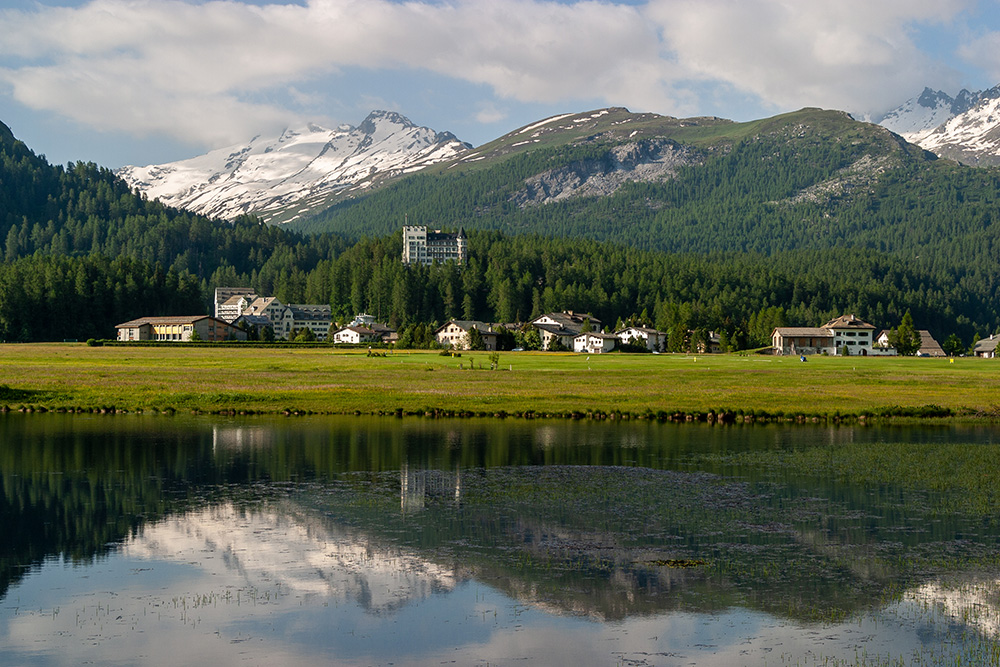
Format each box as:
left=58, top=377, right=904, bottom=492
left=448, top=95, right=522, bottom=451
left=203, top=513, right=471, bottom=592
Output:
left=890, top=310, right=920, bottom=355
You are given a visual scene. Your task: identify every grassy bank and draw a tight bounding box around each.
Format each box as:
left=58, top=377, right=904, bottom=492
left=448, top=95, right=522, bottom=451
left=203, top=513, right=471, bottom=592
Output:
left=1, top=343, right=996, bottom=420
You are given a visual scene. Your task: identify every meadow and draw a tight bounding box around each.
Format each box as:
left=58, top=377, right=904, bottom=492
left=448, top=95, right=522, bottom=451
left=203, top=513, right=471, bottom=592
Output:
left=0, top=343, right=996, bottom=419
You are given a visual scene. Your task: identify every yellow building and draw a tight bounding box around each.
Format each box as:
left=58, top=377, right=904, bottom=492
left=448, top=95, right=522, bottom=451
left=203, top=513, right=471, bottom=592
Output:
left=115, top=316, right=246, bottom=342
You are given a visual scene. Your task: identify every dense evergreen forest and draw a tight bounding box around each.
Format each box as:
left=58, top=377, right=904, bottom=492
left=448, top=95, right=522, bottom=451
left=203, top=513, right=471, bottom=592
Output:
left=293, top=109, right=1000, bottom=276
left=1, top=114, right=998, bottom=346
left=0, top=120, right=346, bottom=340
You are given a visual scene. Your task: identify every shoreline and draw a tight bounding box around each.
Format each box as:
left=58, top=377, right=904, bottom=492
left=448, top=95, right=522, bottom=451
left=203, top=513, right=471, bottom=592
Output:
left=0, top=401, right=979, bottom=425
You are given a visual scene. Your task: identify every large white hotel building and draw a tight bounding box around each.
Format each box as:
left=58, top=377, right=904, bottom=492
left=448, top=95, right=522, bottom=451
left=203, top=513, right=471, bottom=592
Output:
left=402, top=226, right=468, bottom=266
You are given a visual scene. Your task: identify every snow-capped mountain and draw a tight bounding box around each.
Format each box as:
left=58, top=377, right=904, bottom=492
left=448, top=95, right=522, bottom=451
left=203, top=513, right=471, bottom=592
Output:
left=879, top=87, right=980, bottom=143
left=879, top=86, right=1000, bottom=165
left=117, top=111, right=471, bottom=222
left=916, top=88, right=1000, bottom=166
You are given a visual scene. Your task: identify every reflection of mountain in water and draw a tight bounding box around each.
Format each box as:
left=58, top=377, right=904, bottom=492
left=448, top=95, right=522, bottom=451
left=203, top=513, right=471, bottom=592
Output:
left=125, top=502, right=460, bottom=614
left=906, top=578, right=1000, bottom=640
left=5, top=414, right=1000, bottom=627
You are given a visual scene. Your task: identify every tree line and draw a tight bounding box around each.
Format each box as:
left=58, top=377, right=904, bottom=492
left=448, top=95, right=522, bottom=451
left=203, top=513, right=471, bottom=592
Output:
left=1, top=116, right=997, bottom=348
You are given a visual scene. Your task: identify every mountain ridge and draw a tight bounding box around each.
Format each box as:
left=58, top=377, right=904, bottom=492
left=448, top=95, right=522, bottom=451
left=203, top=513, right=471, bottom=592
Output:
left=117, top=110, right=471, bottom=223
left=878, top=85, right=1000, bottom=165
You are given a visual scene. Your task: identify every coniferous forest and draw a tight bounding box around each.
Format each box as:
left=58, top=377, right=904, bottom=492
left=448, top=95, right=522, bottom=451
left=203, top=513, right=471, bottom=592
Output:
left=1, top=111, right=1000, bottom=347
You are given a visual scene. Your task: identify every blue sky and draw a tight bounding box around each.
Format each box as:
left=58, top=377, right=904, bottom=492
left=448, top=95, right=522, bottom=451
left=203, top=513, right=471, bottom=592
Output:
left=2, top=0, right=1000, bottom=168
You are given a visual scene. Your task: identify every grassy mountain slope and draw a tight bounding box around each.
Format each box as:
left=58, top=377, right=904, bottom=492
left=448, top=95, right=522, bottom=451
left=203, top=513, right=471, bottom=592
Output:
left=281, top=107, right=1000, bottom=341
left=290, top=107, right=983, bottom=261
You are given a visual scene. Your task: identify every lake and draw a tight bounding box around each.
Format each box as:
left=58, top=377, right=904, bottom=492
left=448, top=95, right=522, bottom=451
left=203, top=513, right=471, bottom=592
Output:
left=2, top=413, right=1000, bottom=666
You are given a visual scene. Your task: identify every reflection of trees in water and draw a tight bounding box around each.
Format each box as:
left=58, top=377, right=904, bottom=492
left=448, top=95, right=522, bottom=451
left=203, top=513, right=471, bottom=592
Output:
left=4, top=414, right=1000, bottom=626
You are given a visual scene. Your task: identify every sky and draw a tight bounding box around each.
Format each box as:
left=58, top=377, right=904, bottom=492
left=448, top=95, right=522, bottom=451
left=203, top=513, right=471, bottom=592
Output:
left=1, top=0, right=1000, bottom=169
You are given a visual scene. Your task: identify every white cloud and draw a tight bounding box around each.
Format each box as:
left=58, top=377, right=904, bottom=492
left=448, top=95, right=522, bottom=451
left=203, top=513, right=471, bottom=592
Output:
left=0, top=0, right=980, bottom=150
left=474, top=102, right=508, bottom=125
left=958, top=30, right=1000, bottom=84
left=647, top=0, right=969, bottom=116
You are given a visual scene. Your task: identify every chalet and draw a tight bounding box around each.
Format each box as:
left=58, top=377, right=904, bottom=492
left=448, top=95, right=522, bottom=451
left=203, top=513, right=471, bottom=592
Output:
left=916, top=331, right=946, bottom=357
left=772, top=314, right=876, bottom=356
left=531, top=311, right=601, bottom=351
left=434, top=320, right=497, bottom=351
left=616, top=326, right=664, bottom=352
left=574, top=332, right=618, bottom=354
left=332, top=326, right=382, bottom=345
left=874, top=329, right=946, bottom=357
left=974, top=335, right=999, bottom=358
left=116, top=315, right=246, bottom=342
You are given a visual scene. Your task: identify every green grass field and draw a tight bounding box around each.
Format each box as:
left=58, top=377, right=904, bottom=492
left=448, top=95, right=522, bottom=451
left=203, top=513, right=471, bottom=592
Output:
left=1, top=343, right=997, bottom=419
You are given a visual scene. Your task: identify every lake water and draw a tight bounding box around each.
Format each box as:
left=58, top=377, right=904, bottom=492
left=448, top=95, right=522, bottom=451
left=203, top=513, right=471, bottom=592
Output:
left=3, top=414, right=1000, bottom=666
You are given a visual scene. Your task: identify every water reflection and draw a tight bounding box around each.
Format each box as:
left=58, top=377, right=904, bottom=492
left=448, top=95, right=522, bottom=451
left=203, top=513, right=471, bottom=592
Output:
left=126, top=502, right=460, bottom=613
left=400, top=462, right=463, bottom=512
left=3, top=414, right=1000, bottom=665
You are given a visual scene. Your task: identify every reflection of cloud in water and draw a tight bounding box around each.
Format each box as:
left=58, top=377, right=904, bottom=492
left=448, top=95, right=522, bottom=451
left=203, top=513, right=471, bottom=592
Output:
left=906, top=578, right=1000, bottom=639
left=124, top=502, right=459, bottom=614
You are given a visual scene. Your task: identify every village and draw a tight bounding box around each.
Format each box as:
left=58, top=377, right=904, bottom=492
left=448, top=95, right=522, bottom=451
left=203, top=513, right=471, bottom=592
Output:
left=114, top=296, right=1000, bottom=358
left=114, top=226, right=1000, bottom=358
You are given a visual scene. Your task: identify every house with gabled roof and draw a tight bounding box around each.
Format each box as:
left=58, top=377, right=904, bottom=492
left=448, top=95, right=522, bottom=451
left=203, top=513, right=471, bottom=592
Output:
left=530, top=311, right=601, bottom=350
left=876, top=329, right=946, bottom=357
left=116, top=315, right=246, bottom=342
left=772, top=314, right=876, bottom=356
left=332, top=326, right=381, bottom=345
left=434, top=320, right=497, bottom=350
left=616, top=326, right=664, bottom=352
left=574, top=332, right=618, bottom=354
left=974, top=335, right=999, bottom=358
left=214, top=287, right=256, bottom=320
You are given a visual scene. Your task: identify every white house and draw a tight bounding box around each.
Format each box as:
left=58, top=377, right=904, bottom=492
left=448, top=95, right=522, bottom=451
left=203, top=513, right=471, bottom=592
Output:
left=213, top=287, right=256, bottom=320
left=434, top=320, right=497, bottom=350
left=974, top=335, right=999, bottom=358
left=216, top=294, right=256, bottom=323
left=531, top=311, right=602, bottom=351
left=772, top=314, right=876, bottom=356
left=332, top=326, right=381, bottom=344
left=616, top=326, right=664, bottom=352
left=574, top=332, right=618, bottom=354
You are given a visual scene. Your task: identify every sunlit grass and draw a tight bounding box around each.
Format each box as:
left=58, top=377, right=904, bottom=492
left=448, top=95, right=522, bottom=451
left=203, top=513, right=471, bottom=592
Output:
left=1, top=343, right=998, bottom=417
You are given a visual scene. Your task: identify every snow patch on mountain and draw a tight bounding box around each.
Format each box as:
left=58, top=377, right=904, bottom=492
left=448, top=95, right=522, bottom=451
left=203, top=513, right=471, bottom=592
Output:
left=117, top=111, right=470, bottom=222
left=879, top=86, right=1000, bottom=165
left=879, top=88, right=965, bottom=143
left=918, top=92, right=1000, bottom=166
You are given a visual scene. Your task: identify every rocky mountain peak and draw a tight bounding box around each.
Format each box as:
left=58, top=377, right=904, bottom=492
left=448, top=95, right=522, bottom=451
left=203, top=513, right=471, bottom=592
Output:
left=358, top=110, right=414, bottom=135
left=916, top=87, right=952, bottom=110
left=117, top=111, right=469, bottom=222
left=881, top=84, right=1000, bottom=167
